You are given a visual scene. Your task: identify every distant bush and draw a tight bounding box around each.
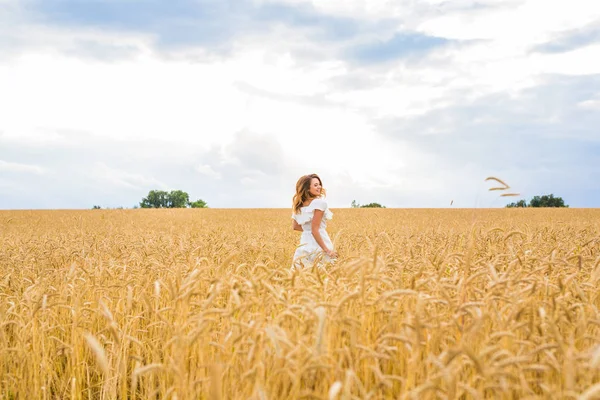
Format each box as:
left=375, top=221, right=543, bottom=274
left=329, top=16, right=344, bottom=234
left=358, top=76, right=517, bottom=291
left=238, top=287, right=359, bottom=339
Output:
left=140, top=190, right=208, bottom=208
left=507, top=194, right=568, bottom=208
left=351, top=200, right=386, bottom=208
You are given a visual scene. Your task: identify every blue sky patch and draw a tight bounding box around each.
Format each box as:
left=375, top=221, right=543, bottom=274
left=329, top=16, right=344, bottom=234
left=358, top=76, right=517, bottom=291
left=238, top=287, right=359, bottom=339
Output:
left=347, top=33, right=449, bottom=63
left=534, top=24, right=600, bottom=53
left=29, top=0, right=368, bottom=49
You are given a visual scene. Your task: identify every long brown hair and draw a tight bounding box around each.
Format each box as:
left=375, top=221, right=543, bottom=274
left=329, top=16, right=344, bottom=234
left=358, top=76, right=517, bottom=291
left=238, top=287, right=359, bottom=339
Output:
left=292, top=174, right=326, bottom=214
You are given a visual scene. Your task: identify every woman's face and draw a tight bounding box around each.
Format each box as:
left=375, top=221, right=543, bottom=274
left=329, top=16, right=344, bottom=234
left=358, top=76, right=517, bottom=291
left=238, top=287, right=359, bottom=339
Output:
left=308, top=178, right=322, bottom=197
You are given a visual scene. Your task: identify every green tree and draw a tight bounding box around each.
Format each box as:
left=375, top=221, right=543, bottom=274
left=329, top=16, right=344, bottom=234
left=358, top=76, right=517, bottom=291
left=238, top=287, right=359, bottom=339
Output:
left=506, top=199, right=527, bottom=208
left=189, top=199, right=208, bottom=208
left=506, top=194, right=568, bottom=208
left=140, top=190, right=208, bottom=208
left=529, top=194, right=567, bottom=207
left=140, top=190, right=170, bottom=208
left=361, top=202, right=386, bottom=208
left=168, top=190, right=190, bottom=208
left=92, top=205, right=101, bottom=209
left=351, top=200, right=386, bottom=208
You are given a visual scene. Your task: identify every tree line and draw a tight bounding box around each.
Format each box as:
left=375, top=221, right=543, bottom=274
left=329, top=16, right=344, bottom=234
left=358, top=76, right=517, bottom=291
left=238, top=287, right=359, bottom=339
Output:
left=93, top=190, right=208, bottom=209
left=351, top=200, right=386, bottom=208
left=140, top=190, right=208, bottom=208
left=93, top=191, right=568, bottom=209
left=506, top=194, right=568, bottom=208
left=349, top=193, right=568, bottom=208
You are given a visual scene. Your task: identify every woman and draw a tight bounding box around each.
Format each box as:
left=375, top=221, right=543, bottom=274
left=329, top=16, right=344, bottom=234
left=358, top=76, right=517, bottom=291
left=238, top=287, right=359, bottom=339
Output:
left=291, top=174, right=338, bottom=270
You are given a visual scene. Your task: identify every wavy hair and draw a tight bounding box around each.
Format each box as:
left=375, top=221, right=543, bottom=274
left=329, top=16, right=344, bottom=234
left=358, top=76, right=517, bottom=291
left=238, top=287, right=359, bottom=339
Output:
left=292, top=174, right=326, bottom=214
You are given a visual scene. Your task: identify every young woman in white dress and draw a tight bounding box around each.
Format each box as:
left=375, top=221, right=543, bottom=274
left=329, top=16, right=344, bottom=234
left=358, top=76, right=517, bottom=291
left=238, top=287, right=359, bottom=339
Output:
left=291, top=174, right=338, bottom=270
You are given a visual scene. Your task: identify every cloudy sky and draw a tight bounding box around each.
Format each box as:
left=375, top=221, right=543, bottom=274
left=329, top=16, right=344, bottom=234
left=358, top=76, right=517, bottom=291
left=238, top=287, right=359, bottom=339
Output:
left=1, top=0, right=599, bottom=209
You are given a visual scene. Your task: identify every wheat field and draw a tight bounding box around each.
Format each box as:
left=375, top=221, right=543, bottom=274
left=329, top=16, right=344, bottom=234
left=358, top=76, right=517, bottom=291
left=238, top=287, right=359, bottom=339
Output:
left=1, top=208, right=599, bottom=399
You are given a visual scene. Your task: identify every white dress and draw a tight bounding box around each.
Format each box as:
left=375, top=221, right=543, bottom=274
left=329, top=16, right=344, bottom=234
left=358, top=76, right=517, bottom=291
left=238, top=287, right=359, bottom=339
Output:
left=291, top=198, right=334, bottom=270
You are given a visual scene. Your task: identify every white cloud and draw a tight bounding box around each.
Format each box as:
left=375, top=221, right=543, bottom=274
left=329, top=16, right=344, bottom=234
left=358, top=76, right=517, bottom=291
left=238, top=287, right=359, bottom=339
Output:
left=578, top=97, right=600, bottom=110
left=417, top=0, right=600, bottom=41
left=91, top=162, right=167, bottom=190
left=196, top=164, right=222, bottom=179
left=0, top=159, right=46, bottom=174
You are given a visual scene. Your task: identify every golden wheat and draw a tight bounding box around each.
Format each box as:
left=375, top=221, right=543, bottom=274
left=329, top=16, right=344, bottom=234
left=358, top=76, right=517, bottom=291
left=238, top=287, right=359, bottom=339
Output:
left=0, top=208, right=599, bottom=399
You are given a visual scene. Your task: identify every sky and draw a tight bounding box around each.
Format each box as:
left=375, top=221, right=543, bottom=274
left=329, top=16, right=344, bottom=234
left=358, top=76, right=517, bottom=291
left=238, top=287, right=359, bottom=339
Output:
left=1, top=0, right=599, bottom=209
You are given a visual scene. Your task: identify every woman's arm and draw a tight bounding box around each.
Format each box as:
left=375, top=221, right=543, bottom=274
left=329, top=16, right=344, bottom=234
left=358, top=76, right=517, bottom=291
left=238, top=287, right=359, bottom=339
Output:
left=311, top=210, right=337, bottom=257
left=292, top=219, right=303, bottom=232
